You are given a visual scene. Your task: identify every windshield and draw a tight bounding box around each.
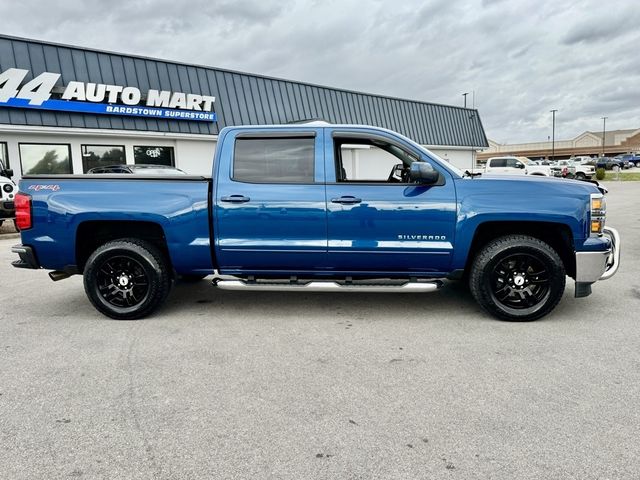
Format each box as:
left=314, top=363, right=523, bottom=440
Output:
left=419, top=147, right=465, bottom=176
left=385, top=129, right=465, bottom=176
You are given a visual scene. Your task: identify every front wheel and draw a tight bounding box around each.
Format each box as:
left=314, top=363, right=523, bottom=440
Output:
left=575, top=172, right=586, bottom=180
left=469, top=235, right=566, bottom=321
left=83, top=239, right=172, bottom=320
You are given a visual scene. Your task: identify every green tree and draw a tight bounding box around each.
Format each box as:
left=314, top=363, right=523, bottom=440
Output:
left=26, top=150, right=69, bottom=174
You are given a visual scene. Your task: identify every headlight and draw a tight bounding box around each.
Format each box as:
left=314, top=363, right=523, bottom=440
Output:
left=590, top=193, right=606, bottom=235
left=2, top=183, right=12, bottom=193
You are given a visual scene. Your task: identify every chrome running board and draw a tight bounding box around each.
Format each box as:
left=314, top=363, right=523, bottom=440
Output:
left=213, top=279, right=443, bottom=293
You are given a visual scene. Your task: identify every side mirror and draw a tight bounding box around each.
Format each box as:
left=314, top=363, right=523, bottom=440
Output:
left=516, top=162, right=525, bottom=169
left=1, top=169, right=13, bottom=178
left=409, top=162, right=439, bottom=184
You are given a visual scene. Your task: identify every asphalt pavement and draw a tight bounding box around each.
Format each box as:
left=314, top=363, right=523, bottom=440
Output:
left=0, top=181, right=639, bottom=480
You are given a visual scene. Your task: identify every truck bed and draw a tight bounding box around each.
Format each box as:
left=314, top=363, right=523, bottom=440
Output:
left=18, top=174, right=214, bottom=275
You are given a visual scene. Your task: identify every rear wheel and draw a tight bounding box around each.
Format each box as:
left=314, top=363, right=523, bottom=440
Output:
left=469, top=235, right=566, bottom=321
left=83, top=239, right=171, bottom=320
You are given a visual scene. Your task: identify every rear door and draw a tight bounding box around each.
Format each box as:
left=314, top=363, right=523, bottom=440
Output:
left=488, top=158, right=508, bottom=173
left=214, top=129, right=327, bottom=273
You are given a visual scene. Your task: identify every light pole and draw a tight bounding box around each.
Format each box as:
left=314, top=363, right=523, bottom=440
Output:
left=601, top=116, right=608, bottom=157
left=462, top=92, right=468, bottom=108
left=550, top=109, right=557, bottom=161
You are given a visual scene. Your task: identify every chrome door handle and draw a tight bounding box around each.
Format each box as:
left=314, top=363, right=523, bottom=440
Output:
left=331, top=196, right=362, bottom=204
left=220, top=195, right=250, bottom=203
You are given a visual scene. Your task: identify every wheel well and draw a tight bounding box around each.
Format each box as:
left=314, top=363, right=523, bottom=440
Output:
left=76, top=220, right=170, bottom=272
left=466, top=221, right=575, bottom=278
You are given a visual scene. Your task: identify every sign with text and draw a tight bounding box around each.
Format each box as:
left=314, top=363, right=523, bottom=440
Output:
left=0, top=68, right=217, bottom=122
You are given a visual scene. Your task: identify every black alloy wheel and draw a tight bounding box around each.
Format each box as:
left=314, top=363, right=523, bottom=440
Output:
left=490, top=253, right=550, bottom=313
left=469, top=235, right=566, bottom=321
left=83, top=239, right=171, bottom=320
left=94, top=255, right=150, bottom=309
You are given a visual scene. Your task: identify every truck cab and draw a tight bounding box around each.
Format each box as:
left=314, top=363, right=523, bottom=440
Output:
left=214, top=125, right=456, bottom=274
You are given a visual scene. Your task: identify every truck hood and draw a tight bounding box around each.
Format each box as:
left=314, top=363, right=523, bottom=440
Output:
left=460, top=173, right=606, bottom=195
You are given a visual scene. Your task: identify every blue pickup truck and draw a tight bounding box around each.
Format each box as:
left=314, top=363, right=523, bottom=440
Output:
left=11, top=124, right=620, bottom=321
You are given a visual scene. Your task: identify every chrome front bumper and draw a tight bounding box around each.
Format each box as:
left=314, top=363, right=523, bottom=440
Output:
left=600, top=227, right=621, bottom=280
left=575, top=226, right=621, bottom=283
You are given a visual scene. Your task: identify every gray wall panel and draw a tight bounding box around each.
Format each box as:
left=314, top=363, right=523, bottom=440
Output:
left=0, top=35, right=488, bottom=147
left=0, top=40, right=15, bottom=124
left=8, top=41, right=31, bottom=126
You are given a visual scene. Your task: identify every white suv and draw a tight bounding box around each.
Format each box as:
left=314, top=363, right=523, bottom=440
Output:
left=0, top=167, right=16, bottom=227
left=484, top=156, right=551, bottom=176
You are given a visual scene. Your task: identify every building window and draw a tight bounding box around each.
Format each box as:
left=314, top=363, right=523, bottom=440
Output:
left=233, top=137, right=315, bottom=184
left=81, top=145, right=126, bottom=173
left=134, top=146, right=175, bottom=166
left=0, top=142, right=8, bottom=170
left=19, top=144, right=72, bottom=175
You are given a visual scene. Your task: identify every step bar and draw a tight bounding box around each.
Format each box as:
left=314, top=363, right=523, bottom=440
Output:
left=213, top=277, right=443, bottom=293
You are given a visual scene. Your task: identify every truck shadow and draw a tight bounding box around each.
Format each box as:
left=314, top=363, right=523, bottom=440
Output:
left=161, top=278, right=491, bottom=323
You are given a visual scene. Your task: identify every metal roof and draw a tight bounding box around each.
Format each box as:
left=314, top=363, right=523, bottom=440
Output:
left=0, top=34, right=488, bottom=148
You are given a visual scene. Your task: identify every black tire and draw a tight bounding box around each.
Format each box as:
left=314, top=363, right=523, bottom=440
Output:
left=469, top=235, right=566, bottom=321
left=83, top=238, right=171, bottom=320
left=575, top=172, right=586, bottom=180
left=179, top=274, right=207, bottom=282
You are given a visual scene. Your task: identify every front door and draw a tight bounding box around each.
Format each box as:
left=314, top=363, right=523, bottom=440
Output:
left=324, top=129, right=457, bottom=275
left=214, top=129, right=327, bottom=274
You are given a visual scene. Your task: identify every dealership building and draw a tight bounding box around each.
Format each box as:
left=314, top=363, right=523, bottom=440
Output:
left=0, top=35, right=488, bottom=181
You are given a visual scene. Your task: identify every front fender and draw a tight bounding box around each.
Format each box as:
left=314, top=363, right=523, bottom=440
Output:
left=451, top=192, right=587, bottom=270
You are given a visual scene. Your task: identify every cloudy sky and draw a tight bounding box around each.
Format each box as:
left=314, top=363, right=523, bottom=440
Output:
left=1, top=0, right=639, bottom=143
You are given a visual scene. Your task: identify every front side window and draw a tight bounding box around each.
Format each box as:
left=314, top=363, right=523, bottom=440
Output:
left=19, top=144, right=72, bottom=175
left=233, top=137, right=315, bottom=184
left=134, top=146, right=175, bottom=166
left=335, top=138, right=418, bottom=183
left=81, top=145, right=126, bottom=173
left=507, top=158, right=524, bottom=168
left=505, top=158, right=521, bottom=168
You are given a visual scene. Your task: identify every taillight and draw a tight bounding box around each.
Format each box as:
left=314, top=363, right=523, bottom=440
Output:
left=15, top=192, right=32, bottom=230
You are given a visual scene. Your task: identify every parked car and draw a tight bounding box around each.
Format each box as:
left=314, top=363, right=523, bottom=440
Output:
left=596, top=157, right=624, bottom=170
left=87, top=164, right=187, bottom=175
left=484, top=156, right=552, bottom=176
left=554, top=159, right=595, bottom=180
left=572, top=156, right=596, bottom=166
left=613, top=155, right=635, bottom=169
left=0, top=163, right=16, bottom=227
left=12, top=124, right=620, bottom=322
left=550, top=160, right=578, bottom=179
left=617, top=154, right=640, bottom=167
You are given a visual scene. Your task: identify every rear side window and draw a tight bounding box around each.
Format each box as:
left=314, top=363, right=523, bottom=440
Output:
left=490, top=158, right=507, bottom=167
left=233, top=137, right=315, bottom=184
